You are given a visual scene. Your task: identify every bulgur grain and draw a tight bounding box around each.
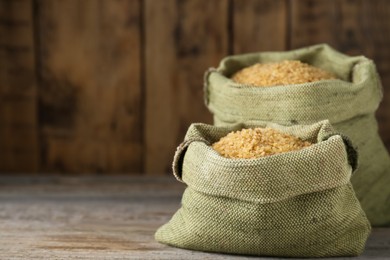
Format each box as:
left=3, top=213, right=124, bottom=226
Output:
left=231, top=60, right=336, bottom=87
left=212, top=127, right=312, bottom=159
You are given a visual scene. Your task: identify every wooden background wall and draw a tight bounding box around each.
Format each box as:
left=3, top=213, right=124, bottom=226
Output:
left=1, top=0, right=389, bottom=175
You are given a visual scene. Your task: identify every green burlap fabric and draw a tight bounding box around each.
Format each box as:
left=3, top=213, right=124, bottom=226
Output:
left=204, top=43, right=390, bottom=226
left=155, top=121, right=371, bottom=257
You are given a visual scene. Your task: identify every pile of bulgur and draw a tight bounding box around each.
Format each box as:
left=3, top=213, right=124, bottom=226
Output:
left=212, top=127, right=312, bottom=159
left=231, top=60, right=336, bottom=87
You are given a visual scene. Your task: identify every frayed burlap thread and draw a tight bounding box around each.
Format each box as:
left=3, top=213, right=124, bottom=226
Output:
left=204, top=43, right=390, bottom=226
left=155, top=121, right=371, bottom=257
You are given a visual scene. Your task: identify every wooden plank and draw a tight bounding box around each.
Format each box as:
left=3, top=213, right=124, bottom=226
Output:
left=35, top=0, right=142, bottom=173
left=0, top=176, right=388, bottom=259
left=232, top=0, right=288, bottom=53
left=144, top=0, right=228, bottom=174
left=290, top=0, right=390, bottom=152
left=336, top=0, right=390, bottom=150
left=0, top=0, right=39, bottom=172
left=290, top=0, right=339, bottom=49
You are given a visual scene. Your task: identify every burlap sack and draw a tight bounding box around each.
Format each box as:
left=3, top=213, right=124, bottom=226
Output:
left=204, top=44, right=390, bottom=226
left=155, top=121, right=371, bottom=257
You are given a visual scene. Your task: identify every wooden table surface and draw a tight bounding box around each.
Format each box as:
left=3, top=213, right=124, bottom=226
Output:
left=0, top=176, right=389, bottom=260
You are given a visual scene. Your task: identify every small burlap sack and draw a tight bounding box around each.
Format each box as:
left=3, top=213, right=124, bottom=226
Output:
left=204, top=44, right=390, bottom=226
left=155, top=121, right=371, bottom=257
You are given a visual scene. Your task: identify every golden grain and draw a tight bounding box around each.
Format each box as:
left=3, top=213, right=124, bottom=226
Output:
left=231, top=60, right=336, bottom=87
left=212, top=127, right=312, bottom=159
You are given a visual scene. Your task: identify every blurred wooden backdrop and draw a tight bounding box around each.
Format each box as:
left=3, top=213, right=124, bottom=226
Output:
left=1, top=0, right=389, bottom=174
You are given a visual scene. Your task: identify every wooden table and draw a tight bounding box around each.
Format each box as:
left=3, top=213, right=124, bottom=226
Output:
left=0, top=176, right=389, bottom=259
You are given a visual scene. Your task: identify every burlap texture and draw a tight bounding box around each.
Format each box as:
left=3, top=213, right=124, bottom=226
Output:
left=155, top=121, right=371, bottom=257
left=204, top=43, right=390, bottom=226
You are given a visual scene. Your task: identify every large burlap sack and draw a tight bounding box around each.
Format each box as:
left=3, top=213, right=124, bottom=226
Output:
left=204, top=43, right=390, bottom=226
left=155, top=121, right=371, bottom=257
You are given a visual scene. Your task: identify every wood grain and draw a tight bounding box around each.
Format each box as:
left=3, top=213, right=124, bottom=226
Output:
left=35, top=0, right=143, bottom=173
left=290, top=0, right=390, bottom=152
left=328, top=0, right=390, bottom=150
left=1, top=0, right=390, bottom=174
left=232, top=0, right=288, bottom=53
left=337, top=0, right=390, bottom=150
left=290, top=0, right=339, bottom=49
left=0, top=0, right=39, bottom=172
left=144, top=0, right=228, bottom=174
left=0, top=176, right=389, bottom=259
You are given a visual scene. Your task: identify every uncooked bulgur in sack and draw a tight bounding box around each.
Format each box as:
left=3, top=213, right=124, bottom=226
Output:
left=204, top=43, right=390, bottom=226
left=155, top=120, right=371, bottom=258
